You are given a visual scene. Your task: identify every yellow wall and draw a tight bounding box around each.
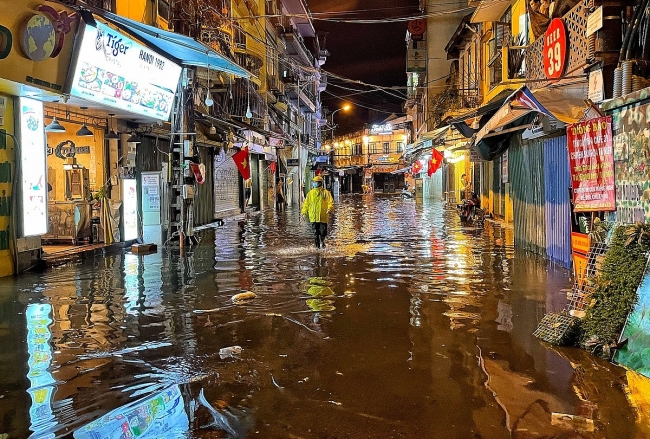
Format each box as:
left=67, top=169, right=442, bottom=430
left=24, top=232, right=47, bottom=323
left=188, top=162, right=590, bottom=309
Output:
left=0, top=1, right=80, bottom=94
left=115, top=0, right=153, bottom=25
left=233, top=0, right=266, bottom=89
left=481, top=0, right=528, bottom=104
left=45, top=125, right=105, bottom=201
left=0, top=95, right=15, bottom=277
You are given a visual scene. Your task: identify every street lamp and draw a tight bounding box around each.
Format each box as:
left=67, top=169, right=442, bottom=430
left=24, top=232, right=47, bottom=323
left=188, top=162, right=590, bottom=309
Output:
left=330, top=104, right=351, bottom=139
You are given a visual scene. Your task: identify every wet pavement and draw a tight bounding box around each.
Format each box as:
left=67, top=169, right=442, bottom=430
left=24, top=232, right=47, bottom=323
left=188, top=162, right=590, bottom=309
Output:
left=0, top=195, right=643, bottom=438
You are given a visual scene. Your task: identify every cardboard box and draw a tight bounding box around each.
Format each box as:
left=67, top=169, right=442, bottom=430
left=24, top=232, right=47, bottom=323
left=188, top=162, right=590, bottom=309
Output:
left=131, top=243, right=158, bottom=254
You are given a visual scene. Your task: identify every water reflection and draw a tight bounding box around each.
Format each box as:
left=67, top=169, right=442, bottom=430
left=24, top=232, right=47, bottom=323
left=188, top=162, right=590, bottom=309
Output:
left=26, top=304, right=55, bottom=438
left=0, top=196, right=644, bottom=438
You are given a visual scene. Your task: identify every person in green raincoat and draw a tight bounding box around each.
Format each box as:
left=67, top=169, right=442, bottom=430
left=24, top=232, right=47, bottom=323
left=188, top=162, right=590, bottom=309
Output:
left=301, top=175, right=334, bottom=248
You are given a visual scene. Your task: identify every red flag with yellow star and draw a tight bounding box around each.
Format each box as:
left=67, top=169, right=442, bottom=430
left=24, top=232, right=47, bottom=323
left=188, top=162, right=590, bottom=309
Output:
left=411, top=160, right=422, bottom=175
left=233, top=147, right=251, bottom=180
left=428, top=149, right=444, bottom=176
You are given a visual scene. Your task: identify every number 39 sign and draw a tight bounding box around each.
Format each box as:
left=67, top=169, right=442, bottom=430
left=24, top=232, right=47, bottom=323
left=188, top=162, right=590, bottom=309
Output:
left=543, top=18, right=567, bottom=79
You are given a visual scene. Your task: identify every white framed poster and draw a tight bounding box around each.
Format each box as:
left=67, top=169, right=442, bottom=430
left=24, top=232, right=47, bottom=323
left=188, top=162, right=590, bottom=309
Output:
left=122, top=178, right=138, bottom=240
left=20, top=97, right=48, bottom=236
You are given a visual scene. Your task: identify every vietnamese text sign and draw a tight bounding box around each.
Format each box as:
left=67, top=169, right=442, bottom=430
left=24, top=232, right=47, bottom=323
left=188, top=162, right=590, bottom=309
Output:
left=567, top=116, right=615, bottom=212
left=586, top=6, right=603, bottom=37
left=68, top=22, right=182, bottom=121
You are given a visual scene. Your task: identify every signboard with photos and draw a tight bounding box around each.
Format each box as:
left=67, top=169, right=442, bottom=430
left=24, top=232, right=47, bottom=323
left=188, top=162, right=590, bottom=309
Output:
left=67, top=21, right=182, bottom=121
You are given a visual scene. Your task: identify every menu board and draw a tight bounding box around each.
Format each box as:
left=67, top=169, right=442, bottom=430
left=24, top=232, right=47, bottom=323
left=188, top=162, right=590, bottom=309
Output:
left=68, top=22, right=182, bottom=121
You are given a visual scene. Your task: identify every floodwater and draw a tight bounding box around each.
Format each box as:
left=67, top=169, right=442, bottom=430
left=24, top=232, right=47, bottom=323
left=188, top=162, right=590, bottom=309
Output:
left=0, top=195, right=644, bottom=438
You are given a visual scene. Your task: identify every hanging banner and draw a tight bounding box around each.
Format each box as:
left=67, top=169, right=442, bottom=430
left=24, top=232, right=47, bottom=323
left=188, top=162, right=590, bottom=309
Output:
left=567, top=116, right=615, bottom=212
left=611, top=101, right=650, bottom=223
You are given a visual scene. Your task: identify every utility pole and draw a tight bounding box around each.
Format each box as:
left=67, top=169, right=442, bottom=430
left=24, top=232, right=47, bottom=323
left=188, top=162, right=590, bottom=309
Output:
left=297, top=76, right=302, bottom=210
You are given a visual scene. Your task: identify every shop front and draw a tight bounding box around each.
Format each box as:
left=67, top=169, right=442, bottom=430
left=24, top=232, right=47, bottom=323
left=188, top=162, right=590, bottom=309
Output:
left=0, top=3, right=188, bottom=274
left=40, top=14, right=183, bottom=252
left=0, top=1, right=83, bottom=274
left=42, top=113, right=104, bottom=246
left=368, top=154, right=403, bottom=193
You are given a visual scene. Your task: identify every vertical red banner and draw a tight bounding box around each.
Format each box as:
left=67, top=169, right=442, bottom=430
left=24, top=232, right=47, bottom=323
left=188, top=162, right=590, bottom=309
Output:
left=567, top=116, right=615, bottom=212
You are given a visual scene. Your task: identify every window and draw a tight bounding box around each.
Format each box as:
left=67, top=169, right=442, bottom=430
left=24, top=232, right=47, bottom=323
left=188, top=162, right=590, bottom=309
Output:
left=353, top=144, right=363, bottom=156
left=234, top=27, right=246, bottom=50
left=267, top=45, right=277, bottom=77
left=383, top=142, right=390, bottom=154
left=396, top=142, right=404, bottom=152
left=158, top=0, right=170, bottom=21
left=369, top=142, right=380, bottom=154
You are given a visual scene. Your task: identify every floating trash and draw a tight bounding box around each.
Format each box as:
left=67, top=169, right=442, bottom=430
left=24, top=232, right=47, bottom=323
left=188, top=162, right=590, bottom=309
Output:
left=219, top=346, right=243, bottom=359
left=231, top=292, right=257, bottom=304
left=551, top=413, right=595, bottom=432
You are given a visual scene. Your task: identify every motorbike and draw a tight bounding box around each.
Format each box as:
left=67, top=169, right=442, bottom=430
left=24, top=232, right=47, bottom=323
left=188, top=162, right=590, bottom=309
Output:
left=401, top=188, right=415, bottom=199
left=401, top=184, right=415, bottom=199
left=457, top=193, right=485, bottom=227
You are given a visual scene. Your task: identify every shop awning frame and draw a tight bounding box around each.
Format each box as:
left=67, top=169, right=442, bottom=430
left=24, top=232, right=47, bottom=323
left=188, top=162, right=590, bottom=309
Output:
left=474, top=86, right=551, bottom=145
left=403, top=125, right=450, bottom=160
left=471, top=0, right=512, bottom=23
left=85, top=10, right=251, bottom=78
left=470, top=86, right=553, bottom=161
left=446, top=89, right=514, bottom=138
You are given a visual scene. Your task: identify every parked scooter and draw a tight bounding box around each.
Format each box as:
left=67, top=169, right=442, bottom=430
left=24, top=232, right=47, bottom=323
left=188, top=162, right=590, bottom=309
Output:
left=457, top=192, right=485, bottom=227
left=401, top=183, right=415, bottom=199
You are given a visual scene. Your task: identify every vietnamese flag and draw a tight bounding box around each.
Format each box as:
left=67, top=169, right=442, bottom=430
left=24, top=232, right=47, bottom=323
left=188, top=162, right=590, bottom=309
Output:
left=428, top=149, right=444, bottom=176
left=412, top=160, right=422, bottom=174
left=269, top=161, right=276, bottom=174
left=233, top=147, right=251, bottom=180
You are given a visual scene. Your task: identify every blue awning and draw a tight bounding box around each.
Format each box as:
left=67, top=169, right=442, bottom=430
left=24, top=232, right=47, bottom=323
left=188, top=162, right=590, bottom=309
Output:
left=94, top=11, right=250, bottom=78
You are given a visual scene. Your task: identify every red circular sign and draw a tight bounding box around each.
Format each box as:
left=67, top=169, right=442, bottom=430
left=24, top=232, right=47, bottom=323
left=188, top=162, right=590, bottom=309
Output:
left=543, top=18, right=567, bottom=79
left=408, top=19, right=426, bottom=36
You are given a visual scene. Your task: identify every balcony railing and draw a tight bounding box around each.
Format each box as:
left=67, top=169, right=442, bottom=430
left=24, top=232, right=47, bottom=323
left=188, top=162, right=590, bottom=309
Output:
left=487, top=21, right=512, bottom=89
left=524, top=1, right=589, bottom=87
left=234, top=50, right=263, bottom=77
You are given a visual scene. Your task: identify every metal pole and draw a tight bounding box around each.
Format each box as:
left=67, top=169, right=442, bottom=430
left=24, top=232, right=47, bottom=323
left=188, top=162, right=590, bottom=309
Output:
left=297, top=76, right=303, bottom=210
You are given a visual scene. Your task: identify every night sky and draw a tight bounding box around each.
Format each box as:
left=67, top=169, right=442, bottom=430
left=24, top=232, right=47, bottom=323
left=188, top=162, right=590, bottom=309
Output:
left=306, top=0, right=421, bottom=135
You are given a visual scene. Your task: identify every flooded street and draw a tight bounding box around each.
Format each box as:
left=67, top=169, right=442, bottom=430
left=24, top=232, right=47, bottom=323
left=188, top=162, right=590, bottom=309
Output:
left=0, top=195, right=642, bottom=438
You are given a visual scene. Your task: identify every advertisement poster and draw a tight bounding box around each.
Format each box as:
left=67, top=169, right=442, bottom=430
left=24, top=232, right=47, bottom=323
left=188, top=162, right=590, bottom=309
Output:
left=611, top=102, right=650, bottom=223
left=614, top=258, right=650, bottom=378
left=567, top=116, right=615, bottom=212
left=122, top=179, right=138, bottom=241
left=68, top=22, right=182, bottom=121
left=74, top=384, right=188, bottom=439
left=20, top=98, right=48, bottom=236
